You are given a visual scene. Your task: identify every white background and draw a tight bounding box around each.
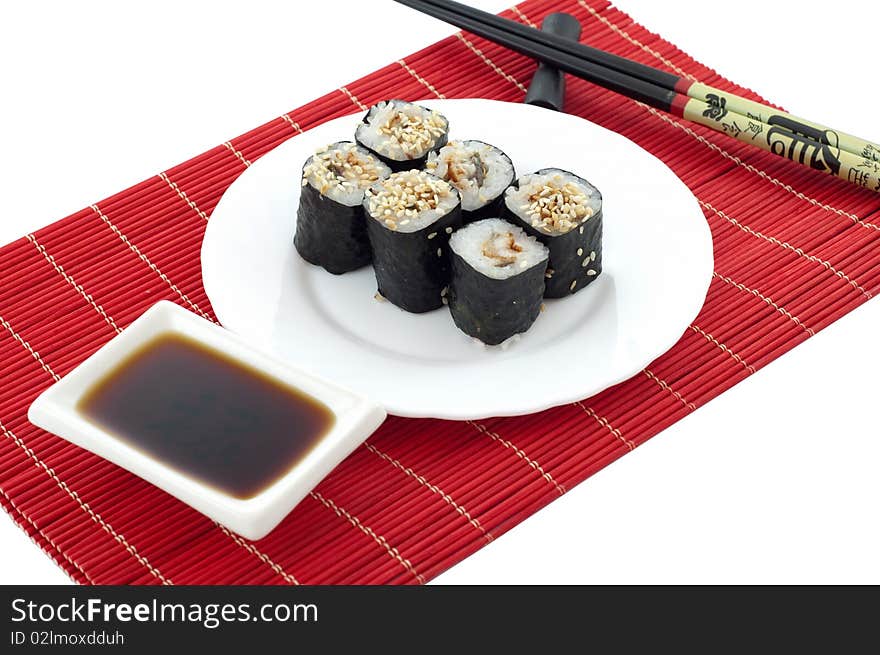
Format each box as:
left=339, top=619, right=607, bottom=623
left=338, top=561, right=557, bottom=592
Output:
left=1, top=0, right=878, bottom=584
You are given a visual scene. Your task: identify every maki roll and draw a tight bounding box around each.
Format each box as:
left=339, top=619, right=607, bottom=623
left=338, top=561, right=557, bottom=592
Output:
left=355, top=99, right=449, bottom=171
left=448, top=219, right=549, bottom=345
left=502, top=168, right=602, bottom=298
left=295, top=141, right=391, bottom=274
left=364, top=170, right=463, bottom=313
left=426, top=140, right=515, bottom=223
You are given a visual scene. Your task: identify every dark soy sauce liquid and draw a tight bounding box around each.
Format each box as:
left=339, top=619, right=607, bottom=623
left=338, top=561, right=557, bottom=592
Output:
left=77, top=333, right=335, bottom=499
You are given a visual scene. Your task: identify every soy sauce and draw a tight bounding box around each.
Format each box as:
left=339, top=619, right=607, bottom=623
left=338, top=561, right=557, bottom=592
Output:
left=77, top=333, right=335, bottom=499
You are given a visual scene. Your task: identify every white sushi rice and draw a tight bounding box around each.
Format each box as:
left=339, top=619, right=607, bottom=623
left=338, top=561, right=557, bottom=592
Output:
left=355, top=100, right=448, bottom=161
left=426, top=140, right=514, bottom=211
left=364, top=170, right=460, bottom=232
left=301, top=142, right=391, bottom=206
left=449, top=218, right=548, bottom=280
left=504, top=169, right=602, bottom=235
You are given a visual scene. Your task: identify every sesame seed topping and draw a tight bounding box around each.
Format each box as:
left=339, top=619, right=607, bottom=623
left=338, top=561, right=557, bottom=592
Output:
left=445, top=226, right=453, bottom=234
left=587, top=269, right=597, bottom=276
left=582, top=259, right=589, bottom=267
left=361, top=101, right=447, bottom=160
left=509, top=173, right=596, bottom=235
left=366, top=170, right=456, bottom=231
left=570, top=280, right=577, bottom=291
left=302, top=142, right=388, bottom=200
left=590, top=251, right=596, bottom=261
left=577, top=248, right=583, bottom=256
left=437, top=247, right=442, bottom=257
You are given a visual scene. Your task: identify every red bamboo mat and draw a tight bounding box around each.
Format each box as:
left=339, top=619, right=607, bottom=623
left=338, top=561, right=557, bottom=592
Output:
left=2, top=0, right=879, bottom=585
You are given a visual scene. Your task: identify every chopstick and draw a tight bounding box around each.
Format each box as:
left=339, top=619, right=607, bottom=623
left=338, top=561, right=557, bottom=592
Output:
left=394, top=0, right=880, bottom=194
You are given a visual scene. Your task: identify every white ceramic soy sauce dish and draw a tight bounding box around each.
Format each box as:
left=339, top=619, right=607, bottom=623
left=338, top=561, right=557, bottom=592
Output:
left=28, top=301, right=386, bottom=541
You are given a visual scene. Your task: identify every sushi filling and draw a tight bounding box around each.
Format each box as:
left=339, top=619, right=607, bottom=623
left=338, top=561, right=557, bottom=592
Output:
left=365, top=170, right=459, bottom=232
left=356, top=100, right=448, bottom=161
left=301, top=142, right=391, bottom=206
left=505, top=170, right=601, bottom=235
left=426, top=141, right=514, bottom=211
left=449, top=219, right=548, bottom=280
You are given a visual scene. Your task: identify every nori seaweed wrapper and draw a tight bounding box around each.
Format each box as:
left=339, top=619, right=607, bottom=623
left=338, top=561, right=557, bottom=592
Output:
left=448, top=249, right=547, bottom=346
left=462, top=195, right=507, bottom=224
left=355, top=99, right=449, bottom=173
left=364, top=175, right=463, bottom=313
left=294, top=181, right=372, bottom=275
left=502, top=168, right=603, bottom=298
left=294, top=141, right=390, bottom=275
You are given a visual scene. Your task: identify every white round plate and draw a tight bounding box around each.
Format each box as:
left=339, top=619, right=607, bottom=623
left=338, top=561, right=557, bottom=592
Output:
left=202, top=99, right=712, bottom=419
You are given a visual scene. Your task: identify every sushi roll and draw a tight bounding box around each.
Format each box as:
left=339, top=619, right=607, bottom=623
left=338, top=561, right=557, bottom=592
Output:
left=448, top=218, right=549, bottom=345
left=295, top=141, right=391, bottom=274
left=363, top=170, right=463, bottom=313
left=426, top=140, right=515, bottom=223
left=355, top=99, right=449, bottom=172
left=502, top=168, right=602, bottom=298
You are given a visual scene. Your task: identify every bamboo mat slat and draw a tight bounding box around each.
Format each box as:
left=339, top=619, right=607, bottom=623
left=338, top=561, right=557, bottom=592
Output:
left=2, top=0, right=879, bottom=585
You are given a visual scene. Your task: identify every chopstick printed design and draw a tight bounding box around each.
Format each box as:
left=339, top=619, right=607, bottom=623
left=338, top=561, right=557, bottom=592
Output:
left=397, top=0, right=880, bottom=193
left=1, top=0, right=879, bottom=584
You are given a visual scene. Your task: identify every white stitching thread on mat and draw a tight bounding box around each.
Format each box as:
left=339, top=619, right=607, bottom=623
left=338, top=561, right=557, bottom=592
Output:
left=90, top=204, right=212, bottom=321
left=713, top=271, right=814, bottom=336
left=689, top=324, right=756, bottom=373
left=364, top=442, right=492, bottom=542
left=281, top=113, right=304, bottom=134
left=339, top=86, right=368, bottom=111
left=0, top=486, right=94, bottom=584
left=158, top=171, right=210, bottom=221
left=215, top=524, right=299, bottom=585
left=642, top=369, right=696, bottom=411
left=223, top=141, right=251, bottom=168
left=397, top=59, right=446, bottom=99
left=468, top=421, right=566, bottom=495
left=455, top=33, right=528, bottom=93
left=510, top=5, right=538, bottom=28
left=0, top=418, right=172, bottom=584
left=310, top=490, right=425, bottom=583
left=574, top=402, right=636, bottom=451
left=577, top=0, right=697, bottom=81
left=700, top=200, right=871, bottom=299
left=0, top=314, right=60, bottom=382
left=26, top=234, right=122, bottom=335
